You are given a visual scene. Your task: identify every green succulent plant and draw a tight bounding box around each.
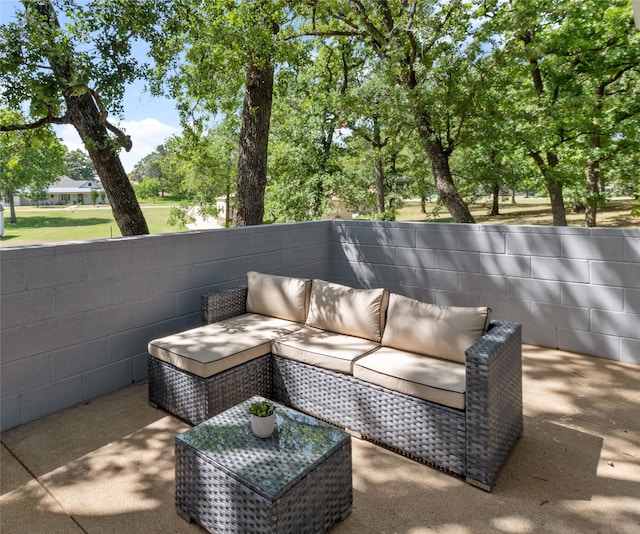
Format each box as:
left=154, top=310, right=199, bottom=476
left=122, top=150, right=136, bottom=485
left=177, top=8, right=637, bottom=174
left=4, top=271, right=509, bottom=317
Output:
left=248, top=400, right=275, bottom=417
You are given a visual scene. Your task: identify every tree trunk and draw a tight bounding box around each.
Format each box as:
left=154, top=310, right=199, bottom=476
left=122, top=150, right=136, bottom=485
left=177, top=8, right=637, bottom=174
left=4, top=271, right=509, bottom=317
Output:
left=420, top=194, right=426, bottom=214
left=234, top=60, right=274, bottom=227
left=584, top=113, right=604, bottom=227
left=585, top=155, right=600, bottom=228
left=31, top=0, right=148, bottom=236
left=420, top=126, right=475, bottom=223
left=5, top=189, right=17, bottom=223
left=66, top=93, right=149, bottom=235
left=530, top=151, right=567, bottom=226
left=491, top=183, right=500, bottom=216
left=372, top=117, right=385, bottom=214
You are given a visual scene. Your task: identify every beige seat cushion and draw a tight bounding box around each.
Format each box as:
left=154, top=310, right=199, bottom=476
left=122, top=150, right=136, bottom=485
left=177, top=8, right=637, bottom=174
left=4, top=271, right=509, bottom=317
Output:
left=354, top=347, right=466, bottom=410
left=246, top=271, right=312, bottom=323
left=148, top=313, right=303, bottom=378
left=382, top=293, right=491, bottom=364
left=305, top=279, right=386, bottom=342
left=272, top=325, right=380, bottom=374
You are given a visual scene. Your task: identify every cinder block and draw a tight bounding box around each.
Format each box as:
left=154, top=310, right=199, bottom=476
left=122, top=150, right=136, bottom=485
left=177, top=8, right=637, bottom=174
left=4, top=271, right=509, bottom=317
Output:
left=561, top=235, right=624, bottom=261
left=108, top=326, right=154, bottom=363
left=531, top=302, right=590, bottom=330
left=0, top=327, right=25, bottom=364
left=0, top=395, right=21, bottom=431
left=1, top=258, right=26, bottom=293
left=620, top=338, right=640, bottom=365
left=25, top=254, right=63, bottom=290
left=480, top=254, right=531, bottom=278
left=458, top=273, right=506, bottom=297
left=521, top=322, right=558, bottom=348
left=590, top=309, right=640, bottom=339
left=332, top=222, right=415, bottom=247
left=624, top=237, right=640, bottom=262
left=562, top=283, right=624, bottom=312
left=625, top=289, right=640, bottom=314
left=55, top=279, right=110, bottom=314
left=557, top=329, right=620, bottom=361
left=192, top=261, right=229, bottom=289
left=134, top=238, right=178, bottom=272
left=591, top=261, right=640, bottom=289
left=532, top=257, right=589, bottom=283
left=436, top=250, right=481, bottom=273
left=153, top=315, right=198, bottom=339
left=396, top=247, right=437, bottom=269
left=109, top=272, right=155, bottom=305
left=435, top=290, right=481, bottom=307
left=358, top=264, right=416, bottom=288
left=82, top=359, right=133, bottom=401
left=20, top=376, right=83, bottom=426
left=51, top=339, right=109, bottom=381
left=457, top=230, right=506, bottom=254
left=1, top=353, right=51, bottom=398
left=481, top=296, right=532, bottom=324
left=415, top=268, right=458, bottom=292
left=0, top=288, right=55, bottom=329
left=133, top=352, right=148, bottom=381
left=175, top=232, right=233, bottom=265
left=154, top=265, right=194, bottom=295
left=416, top=228, right=460, bottom=250
left=23, top=314, right=85, bottom=357
left=85, top=242, right=137, bottom=280
left=506, top=278, right=561, bottom=304
left=54, top=251, right=89, bottom=284
left=506, top=232, right=561, bottom=257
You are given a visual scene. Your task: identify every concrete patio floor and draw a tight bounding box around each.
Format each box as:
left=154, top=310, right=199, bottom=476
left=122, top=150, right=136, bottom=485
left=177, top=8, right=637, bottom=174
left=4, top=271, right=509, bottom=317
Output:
left=2, top=345, right=639, bottom=534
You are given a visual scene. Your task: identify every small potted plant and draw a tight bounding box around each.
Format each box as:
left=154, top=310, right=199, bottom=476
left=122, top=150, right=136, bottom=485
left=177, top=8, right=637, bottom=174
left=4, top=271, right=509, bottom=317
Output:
left=248, top=400, right=276, bottom=438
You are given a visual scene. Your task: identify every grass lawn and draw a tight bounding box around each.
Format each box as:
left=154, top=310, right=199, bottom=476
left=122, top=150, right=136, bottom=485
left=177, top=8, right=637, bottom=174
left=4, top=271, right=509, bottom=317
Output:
left=1, top=196, right=638, bottom=247
left=0, top=203, right=187, bottom=247
left=396, top=196, right=640, bottom=227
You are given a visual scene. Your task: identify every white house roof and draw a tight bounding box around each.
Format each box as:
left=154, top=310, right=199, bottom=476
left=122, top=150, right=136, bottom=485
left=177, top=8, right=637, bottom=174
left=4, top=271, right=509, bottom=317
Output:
left=47, top=176, right=104, bottom=193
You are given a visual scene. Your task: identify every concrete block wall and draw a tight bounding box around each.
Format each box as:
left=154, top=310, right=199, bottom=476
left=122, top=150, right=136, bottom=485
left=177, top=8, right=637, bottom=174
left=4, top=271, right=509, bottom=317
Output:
left=1, top=219, right=638, bottom=431
left=0, top=222, right=330, bottom=431
left=329, top=222, right=640, bottom=365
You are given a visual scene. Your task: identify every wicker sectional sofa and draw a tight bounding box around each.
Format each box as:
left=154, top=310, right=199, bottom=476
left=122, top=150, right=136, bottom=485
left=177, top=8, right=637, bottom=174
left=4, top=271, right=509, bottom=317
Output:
left=148, top=271, right=523, bottom=491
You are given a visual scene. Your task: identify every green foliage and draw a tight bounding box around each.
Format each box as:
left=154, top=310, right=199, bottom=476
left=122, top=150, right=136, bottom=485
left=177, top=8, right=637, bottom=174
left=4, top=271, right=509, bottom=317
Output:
left=64, top=149, right=95, bottom=181
left=135, top=178, right=162, bottom=201
left=0, top=109, right=65, bottom=219
left=248, top=400, right=275, bottom=417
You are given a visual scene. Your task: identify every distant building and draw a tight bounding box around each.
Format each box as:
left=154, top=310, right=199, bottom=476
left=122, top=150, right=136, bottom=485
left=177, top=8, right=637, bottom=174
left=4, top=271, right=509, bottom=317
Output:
left=13, top=176, right=108, bottom=206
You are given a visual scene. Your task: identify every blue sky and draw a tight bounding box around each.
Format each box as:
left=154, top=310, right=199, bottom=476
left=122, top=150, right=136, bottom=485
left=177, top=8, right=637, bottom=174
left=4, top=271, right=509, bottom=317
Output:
left=1, top=1, right=182, bottom=172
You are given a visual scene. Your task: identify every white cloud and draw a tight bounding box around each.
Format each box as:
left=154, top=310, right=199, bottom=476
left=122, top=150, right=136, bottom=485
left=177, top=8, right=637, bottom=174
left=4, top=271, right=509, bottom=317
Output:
left=57, top=118, right=180, bottom=173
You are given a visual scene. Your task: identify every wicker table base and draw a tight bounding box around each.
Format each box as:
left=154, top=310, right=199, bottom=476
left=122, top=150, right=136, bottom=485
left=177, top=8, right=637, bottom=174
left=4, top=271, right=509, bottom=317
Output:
left=175, top=397, right=352, bottom=534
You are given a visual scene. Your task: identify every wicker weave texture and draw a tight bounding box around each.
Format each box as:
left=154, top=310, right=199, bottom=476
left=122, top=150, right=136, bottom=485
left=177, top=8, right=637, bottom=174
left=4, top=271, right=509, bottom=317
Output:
left=176, top=431, right=352, bottom=533
left=273, top=356, right=467, bottom=474
left=201, top=286, right=248, bottom=325
left=148, top=354, right=272, bottom=425
left=465, top=321, right=523, bottom=489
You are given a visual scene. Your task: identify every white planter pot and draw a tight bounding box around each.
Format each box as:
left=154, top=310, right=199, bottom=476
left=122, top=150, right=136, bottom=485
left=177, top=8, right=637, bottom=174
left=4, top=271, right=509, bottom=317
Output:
left=251, top=413, right=275, bottom=438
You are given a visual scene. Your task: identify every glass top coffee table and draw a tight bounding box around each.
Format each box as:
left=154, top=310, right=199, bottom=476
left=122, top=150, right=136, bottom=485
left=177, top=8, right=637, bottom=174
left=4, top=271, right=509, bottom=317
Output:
left=175, top=396, right=352, bottom=534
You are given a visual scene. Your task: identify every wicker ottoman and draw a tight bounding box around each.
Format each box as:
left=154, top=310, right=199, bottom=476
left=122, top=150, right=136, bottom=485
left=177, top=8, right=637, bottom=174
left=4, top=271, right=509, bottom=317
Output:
left=175, top=396, right=352, bottom=534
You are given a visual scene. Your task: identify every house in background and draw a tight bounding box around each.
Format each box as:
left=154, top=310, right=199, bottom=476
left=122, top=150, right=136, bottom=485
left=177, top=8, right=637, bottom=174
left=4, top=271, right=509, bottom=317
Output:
left=13, top=176, right=108, bottom=206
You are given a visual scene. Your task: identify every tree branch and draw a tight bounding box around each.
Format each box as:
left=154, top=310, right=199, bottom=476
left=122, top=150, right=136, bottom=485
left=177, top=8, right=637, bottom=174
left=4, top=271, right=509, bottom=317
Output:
left=103, top=119, right=132, bottom=152
left=0, top=114, right=69, bottom=132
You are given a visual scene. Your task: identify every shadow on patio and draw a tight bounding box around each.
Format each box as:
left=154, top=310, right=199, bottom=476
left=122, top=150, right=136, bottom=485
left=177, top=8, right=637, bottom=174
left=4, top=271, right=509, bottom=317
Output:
left=2, top=345, right=639, bottom=534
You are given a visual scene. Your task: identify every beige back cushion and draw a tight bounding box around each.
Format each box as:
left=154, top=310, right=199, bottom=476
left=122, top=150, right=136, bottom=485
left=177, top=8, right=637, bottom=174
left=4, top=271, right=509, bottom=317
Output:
left=246, top=271, right=311, bottom=323
left=305, top=279, right=386, bottom=342
left=381, top=293, right=491, bottom=363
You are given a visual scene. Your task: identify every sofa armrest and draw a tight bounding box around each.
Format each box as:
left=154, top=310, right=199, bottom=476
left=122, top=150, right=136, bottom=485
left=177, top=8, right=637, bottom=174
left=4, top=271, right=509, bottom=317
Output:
left=201, top=286, right=248, bottom=325
left=465, top=320, right=523, bottom=490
